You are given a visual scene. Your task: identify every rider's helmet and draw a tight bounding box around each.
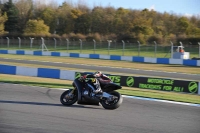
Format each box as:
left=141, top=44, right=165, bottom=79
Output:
left=93, top=71, right=102, bottom=77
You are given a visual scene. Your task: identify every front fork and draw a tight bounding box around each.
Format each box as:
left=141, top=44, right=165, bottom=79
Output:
left=65, top=89, right=75, bottom=99
left=70, top=89, right=75, bottom=94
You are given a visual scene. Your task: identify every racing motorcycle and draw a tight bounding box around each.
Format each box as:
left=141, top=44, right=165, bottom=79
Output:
left=60, top=76, right=123, bottom=110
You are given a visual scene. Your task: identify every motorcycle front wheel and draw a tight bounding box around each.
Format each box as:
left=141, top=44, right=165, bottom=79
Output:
left=60, top=89, right=78, bottom=106
left=100, top=91, right=123, bottom=110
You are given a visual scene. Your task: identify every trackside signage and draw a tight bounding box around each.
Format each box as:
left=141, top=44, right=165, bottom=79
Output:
left=75, top=72, right=199, bottom=94
left=120, top=77, right=199, bottom=94
left=0, top=64, right=198, bottom=94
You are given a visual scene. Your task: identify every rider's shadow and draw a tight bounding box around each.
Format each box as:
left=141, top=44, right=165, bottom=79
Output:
left=0, top=100, right=103, bottom=110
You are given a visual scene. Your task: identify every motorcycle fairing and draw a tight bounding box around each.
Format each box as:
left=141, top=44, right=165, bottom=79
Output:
left=73, top=79, right=99, bottom=105
left=102, top=82, right=122, bottom=92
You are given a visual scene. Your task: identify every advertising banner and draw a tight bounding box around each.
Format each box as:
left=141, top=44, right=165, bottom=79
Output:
left=75, top=72, right=199, bottom=94
left=120, top=76, right=199, bottom=94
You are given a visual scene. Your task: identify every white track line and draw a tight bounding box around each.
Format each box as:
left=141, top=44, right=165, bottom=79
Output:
left=2, top=83, right=200, bottom=107
left=55, top=87, right=200, bottom=107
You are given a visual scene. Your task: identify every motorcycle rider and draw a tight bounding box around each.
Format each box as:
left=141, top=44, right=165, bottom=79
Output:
left=79, top=71, right=111, bottom=94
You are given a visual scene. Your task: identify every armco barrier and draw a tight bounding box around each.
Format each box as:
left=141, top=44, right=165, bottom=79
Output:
left=0, top=64, right=199, bottom=95
left=0, top=50, right=200, bottom=66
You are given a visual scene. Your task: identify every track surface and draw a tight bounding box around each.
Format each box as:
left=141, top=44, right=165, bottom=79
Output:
left=0, top=83, right=199, bottom=133
left=0, top=58, right=200, bottom=80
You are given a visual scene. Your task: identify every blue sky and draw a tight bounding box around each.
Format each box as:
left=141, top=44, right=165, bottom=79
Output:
left=56, top=0, right=200, bottom=16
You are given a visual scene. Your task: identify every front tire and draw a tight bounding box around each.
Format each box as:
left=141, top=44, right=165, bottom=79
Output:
left=100, top=91, right=123, bottom=110
left=60, top=89, right=78, bottom=106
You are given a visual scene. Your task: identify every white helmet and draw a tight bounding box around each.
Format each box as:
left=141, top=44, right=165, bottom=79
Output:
left=93, top=71, right=102, bottom=77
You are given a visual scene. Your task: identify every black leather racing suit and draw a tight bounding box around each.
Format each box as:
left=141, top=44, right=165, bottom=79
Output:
left=82, top=74, right=111, bottom=93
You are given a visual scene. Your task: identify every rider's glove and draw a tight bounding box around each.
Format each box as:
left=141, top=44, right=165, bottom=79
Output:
left=79, top=75, right=86, bottom=82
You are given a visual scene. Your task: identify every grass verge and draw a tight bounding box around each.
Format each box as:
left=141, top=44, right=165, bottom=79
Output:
left=0, top=74, right=199, bottom=104
left=0, top=54, right=199, bottom=75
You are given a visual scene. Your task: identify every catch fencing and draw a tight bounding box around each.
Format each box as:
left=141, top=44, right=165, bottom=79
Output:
left=0, top=37, right=199, bottom=58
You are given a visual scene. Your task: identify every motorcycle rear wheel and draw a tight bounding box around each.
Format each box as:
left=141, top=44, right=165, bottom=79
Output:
left=100, top=91, right=123, bottom=110
left=60, top=89, right=78, bottom=106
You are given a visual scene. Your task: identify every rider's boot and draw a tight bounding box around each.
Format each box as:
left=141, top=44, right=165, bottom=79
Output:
left=92, top=80, right=102, bottom=95
left=94, top=89, right=102, bottom=94
left=93, top=85, right=102, bottom=94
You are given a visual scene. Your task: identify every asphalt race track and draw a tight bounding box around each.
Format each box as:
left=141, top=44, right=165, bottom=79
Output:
left=0, top=83, right=199, bottom=133
left=0, top=58, right=200, bottom=80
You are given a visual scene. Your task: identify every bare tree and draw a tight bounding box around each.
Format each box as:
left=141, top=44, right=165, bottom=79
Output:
left=14, top=0, right=32, bottom=33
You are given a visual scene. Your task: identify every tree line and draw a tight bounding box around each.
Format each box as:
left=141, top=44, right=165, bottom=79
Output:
left=0, top=0, right=200, bottom=45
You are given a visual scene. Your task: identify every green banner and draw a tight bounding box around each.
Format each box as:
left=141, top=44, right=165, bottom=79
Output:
left=75, top=72, right=199, bottom=94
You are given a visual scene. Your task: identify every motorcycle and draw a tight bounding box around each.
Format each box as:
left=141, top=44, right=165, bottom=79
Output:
left=60, top=77, right=123, bottom=110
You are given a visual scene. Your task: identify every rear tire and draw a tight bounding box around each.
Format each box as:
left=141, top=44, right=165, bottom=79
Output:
left=100, top=91, right=123, bottom=110
left=60, top=89, right=78, bottom=106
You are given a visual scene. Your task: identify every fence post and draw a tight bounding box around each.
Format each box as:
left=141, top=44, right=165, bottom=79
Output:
left=107, top=40, right=112, bottom=55
left=41, top=37, right=44, bottom=51
left=30, top=37, right=34, bottom=50
left=79, top=39, right=82, bottom=53
left=18, top=37, right=21, bottom=49
left=154, top=41, right=157, bottom=57
left=6, top=37, right=9, bottom=49
left=40, top=37, right=49, bottom=51
left=93, top=39, right=96, bottom=54
left=54, top=38, right=57, bottom=51
left=66, top=39, right=69, bottom=52
left=170, top=41, right=173, bottom=58
left=122, top=40, right=125, bottom=56
left=179, top=41, right=183, bottom=47
left=137, top=41, right=141, bottom=56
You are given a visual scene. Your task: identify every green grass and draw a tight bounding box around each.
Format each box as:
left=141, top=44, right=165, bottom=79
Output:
left=0, top=54, right=199, bottom=75
left=2, top=81, right=72, bottom=88
left=0, top=52, right=199, bottom=104
left=0, top=44, right=199, bottom=58
left=0, top=74, right=200, bottom=104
